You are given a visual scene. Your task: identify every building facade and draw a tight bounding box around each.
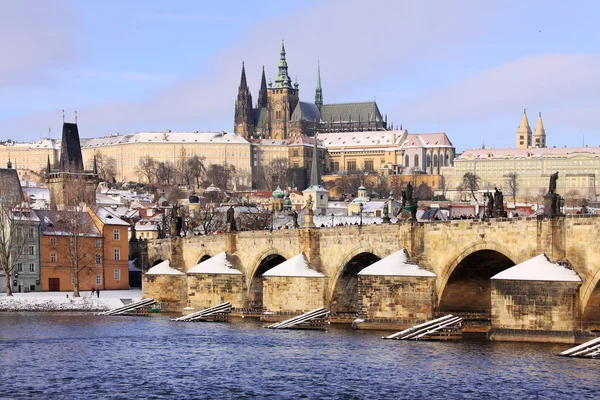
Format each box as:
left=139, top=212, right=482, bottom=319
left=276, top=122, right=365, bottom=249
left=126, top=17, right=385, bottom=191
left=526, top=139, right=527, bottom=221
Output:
left=0, top=138, right=60, bottom=183
left=320, top=130, right=454, bottom=175
left=10, top=209, right=42, bottom=293
left=80, top=131, right=252, bottom=186
left=234, top=41, right=389, bottom=140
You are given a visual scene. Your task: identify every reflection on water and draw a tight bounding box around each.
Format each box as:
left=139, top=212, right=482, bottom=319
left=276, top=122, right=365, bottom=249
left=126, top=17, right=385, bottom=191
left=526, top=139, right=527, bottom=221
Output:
left=1, top=313, right=599, bottom=399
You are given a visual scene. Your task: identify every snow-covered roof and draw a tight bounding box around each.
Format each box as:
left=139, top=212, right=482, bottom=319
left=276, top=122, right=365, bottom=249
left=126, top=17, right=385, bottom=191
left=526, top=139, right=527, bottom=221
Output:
left=263, top=253, right=326, bottom=277
left=146, top=260, right=185, bottom=275
left=320, top=130, right=405, bottom=147
left=187, top=252, right=242, bottom=275
left=92, top=206, right=130, bottom=226
left=491, top=254, right=581, bottom=282
left=80, top=131, right=249, bottom=148
left=23, top=187, right=50, bottom=201
left=358, top=249, right=436, bottom=277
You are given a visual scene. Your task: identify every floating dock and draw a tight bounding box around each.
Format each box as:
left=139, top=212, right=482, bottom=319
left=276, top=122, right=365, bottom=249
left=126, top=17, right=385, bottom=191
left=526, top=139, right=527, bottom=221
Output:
left=560, top=337, right=600, bottom=358
left=266, top=308, right=329, bottom=330
left=384, top=315, right=463, bottom=340
left=99, top=298, right=157, bottom=316
left=172, top=302, right=233, bottom=322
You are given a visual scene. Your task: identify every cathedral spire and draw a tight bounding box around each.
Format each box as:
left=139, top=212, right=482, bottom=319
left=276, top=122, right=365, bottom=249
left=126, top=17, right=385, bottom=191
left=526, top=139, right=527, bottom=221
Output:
left=47, top=155, right=51, bottom=174
left=315, top=62, right=323, bottom=110
left=257, top=66, right=268, bottom=108
left=310, top=135, right=321, bottom=187
left=516, top=109, right=532, bottom=149
left=274, top=39, right=292, bottom=89
left=533, top=112, right=546, bottom=148
left=239, top=61, right=248, bottom=89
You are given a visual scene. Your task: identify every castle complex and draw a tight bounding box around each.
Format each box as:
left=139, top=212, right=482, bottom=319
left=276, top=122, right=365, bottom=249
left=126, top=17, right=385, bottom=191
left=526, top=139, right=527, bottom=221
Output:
left=234, top=41, right=389, bottom=140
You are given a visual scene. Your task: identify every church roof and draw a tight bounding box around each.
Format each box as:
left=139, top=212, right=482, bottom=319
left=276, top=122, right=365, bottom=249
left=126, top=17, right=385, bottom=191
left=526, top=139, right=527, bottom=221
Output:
left=253, top=107, right=269, bottom=127
left=319, top=130, right=405, bottom=148
left=459, top=147, right=600, bottom=159
left=517, top=109, right=532, bottom=133
left=0, top=168, right=24, bottom=204
left=59, top=123, right=84, bottom=172
left=291, top=102, right=321, bottom=123
left=320, top=102, right=383, bottom=123
left=402, top=133, right=453, bottom=148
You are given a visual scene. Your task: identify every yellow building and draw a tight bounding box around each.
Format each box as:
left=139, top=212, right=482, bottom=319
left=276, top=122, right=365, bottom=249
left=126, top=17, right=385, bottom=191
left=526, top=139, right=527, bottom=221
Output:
left=442, top=147, right=599, bottom=202
left=80, top=131, right=252, bottom=186
left=0, top=139, right=60, bottom=182
left=320, top=130, right=454, bottom=175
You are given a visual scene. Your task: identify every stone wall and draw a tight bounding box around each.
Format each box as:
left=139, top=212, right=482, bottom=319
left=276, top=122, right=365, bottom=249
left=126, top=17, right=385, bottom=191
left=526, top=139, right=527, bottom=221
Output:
left=491, top=280, right=581, bottom=332
left=187, top=274, right=246, bottom=310
left=358, top=275, right=436, bottom=326
left=263, top=276, right=328, bottom=313
left=142, top=274, right=187, bottom=312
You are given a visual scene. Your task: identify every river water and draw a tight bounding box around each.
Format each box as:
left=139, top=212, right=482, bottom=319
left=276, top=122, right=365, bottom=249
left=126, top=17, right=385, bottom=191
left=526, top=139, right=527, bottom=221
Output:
left=1, top=313, right=599, bottom=399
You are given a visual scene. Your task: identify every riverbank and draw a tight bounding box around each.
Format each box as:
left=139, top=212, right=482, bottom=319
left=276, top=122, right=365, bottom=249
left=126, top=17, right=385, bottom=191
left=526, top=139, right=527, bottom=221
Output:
left=0, top=289, right=143, bottom=312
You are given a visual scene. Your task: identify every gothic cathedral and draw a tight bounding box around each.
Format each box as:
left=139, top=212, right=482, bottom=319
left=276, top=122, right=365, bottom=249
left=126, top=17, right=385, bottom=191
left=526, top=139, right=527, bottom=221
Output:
left=234, top=41, right=390, bottom=140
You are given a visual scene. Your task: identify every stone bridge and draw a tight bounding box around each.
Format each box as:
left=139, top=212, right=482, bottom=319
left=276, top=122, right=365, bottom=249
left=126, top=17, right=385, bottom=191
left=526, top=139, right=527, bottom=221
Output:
left=146, top=215, right=600, bottom=340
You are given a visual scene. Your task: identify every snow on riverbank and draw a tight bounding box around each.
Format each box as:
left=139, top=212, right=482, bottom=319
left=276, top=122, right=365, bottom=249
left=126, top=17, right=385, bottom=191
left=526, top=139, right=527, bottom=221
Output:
left=0, top=289, right=143, bottom=312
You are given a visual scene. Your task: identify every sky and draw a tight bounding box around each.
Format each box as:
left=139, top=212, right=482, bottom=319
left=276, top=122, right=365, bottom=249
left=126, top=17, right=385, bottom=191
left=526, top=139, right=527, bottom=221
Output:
left=1, top=0, right=599, bottom=152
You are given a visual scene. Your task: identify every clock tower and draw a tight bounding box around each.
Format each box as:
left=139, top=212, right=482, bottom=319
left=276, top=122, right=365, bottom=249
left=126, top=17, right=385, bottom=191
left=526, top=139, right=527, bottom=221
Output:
left=267, top=40, right=299, bottom=140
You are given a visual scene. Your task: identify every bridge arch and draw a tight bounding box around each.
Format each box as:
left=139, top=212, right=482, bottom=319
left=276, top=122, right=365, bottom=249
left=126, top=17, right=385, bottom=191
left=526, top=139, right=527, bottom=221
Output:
left=437, top=241, right=518, bottom=319
left=247, top=249, right=287, bottom=310
left=196, top=253, right=211, bottom=265
left=328, top=246, right=386, bottom=314
left=580, top=267, right=600, bottom=330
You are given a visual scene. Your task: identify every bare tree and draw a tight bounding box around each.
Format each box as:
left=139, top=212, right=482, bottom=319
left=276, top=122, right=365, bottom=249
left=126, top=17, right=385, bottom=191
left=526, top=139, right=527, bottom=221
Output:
left=95, top=153, right=117, bottom=182
left=189, top=203, right=225, bottom=234
left=136, top=156, right=157, bottom=184
left=156, top=161, right=175, bottom=186
left=205, top=164, right=234, bottom=190
left=565, top=190, right=585, bottom=208
left=0, top=201, right=28, bottom=296
left=462, top=172, right=480, bottom=201
left=505, top=172, right=519, bottom=204
left=237, top=205, right=273, bottom=231
left=415, top=183, right=434, bottom=200
left=438, top=175, right=451, bottom=200
left=187, top=155, right=206, bottom=188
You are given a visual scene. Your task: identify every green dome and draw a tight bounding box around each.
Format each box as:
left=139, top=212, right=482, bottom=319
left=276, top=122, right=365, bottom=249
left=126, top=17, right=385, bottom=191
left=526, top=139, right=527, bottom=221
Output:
left=272, top=186, right=285, bottom=199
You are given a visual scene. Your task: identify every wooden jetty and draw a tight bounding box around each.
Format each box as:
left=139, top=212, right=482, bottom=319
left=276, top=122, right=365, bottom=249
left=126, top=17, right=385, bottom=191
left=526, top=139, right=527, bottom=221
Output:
left=99, top=298, right=157, bottom=316
left=266, top=308, right=329, bottom=330
left=560, top=336, right=600, bottom=358
left=172, top=302, right=233, bottom=322
left=384, top=315, right=463, bottom=341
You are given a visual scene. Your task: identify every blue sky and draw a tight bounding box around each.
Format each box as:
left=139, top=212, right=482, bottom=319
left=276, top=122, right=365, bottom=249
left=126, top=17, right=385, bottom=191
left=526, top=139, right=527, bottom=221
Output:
left=1, top=0, right=599, bottom=152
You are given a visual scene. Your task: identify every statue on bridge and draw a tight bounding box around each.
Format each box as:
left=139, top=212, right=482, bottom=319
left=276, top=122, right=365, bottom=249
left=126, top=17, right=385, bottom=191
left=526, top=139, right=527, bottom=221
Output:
left=549, top=171, right=559, bottom=194
left=486, top=192, right=494, bottom=217
left=226, top=206, right=237, bottom=232
left=544, top=172, right=562, bottom=218
left=306, top=195, right=314, bottom=216
left=491, top=188, right=507, bottom=218
left=170, top=204, right=183, bottom=237
left=291, top=210, right=299, bottom=228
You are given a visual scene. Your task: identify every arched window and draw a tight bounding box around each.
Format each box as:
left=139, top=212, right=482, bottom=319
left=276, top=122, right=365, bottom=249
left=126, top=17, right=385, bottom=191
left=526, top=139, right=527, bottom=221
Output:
left=405, top=155, right=410, bottom=168
left=414, top=155, right=419, bottom=169
left=433, top=154, right=438, bottom=168
left=445, top=153, right=450, bottom=166
left=427, top=154, right=431, bottom=168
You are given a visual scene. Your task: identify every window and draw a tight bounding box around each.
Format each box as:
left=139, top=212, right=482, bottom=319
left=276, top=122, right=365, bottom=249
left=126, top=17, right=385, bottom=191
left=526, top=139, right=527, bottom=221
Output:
left=29, top=263, right=35, bottom=272
left=414, top=155, right=419, bottom=169
left=17, top=228, right=22, bottom=238
left=293, top=150, right=299, bottom=157
left=28, top=246, right=35, bottom=255
left=50, top=253, right=56, bottom=263
left=96, top=239, right=102, bottom=248
left=96, top=254, right=101, bottom=264
left=17, top=263, right=23, bottom=272
left=28, top=228, right=34, bottom=238
left=113, top=229, right=120, bottom=241
left=364, top=160, right=374, bottom=171
left=50, top=238, right=56, bottom=246
left=405, top=155, right=410, bottom=167
left=96, top=275, right=102, bottom=285
left=114, top=269, right=121, bottom=281
left=114, top=248, right=120, bottom=261
left=347, top=161, right=357, bottom=171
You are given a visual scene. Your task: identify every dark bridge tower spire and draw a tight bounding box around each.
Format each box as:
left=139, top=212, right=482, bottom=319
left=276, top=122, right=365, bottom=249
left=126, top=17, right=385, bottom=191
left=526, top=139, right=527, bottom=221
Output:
left=257, top=66, right=268, bottom=108
left=315, top=62, right=323, bottom=111
left=234, top=62, right=254, bottom=138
